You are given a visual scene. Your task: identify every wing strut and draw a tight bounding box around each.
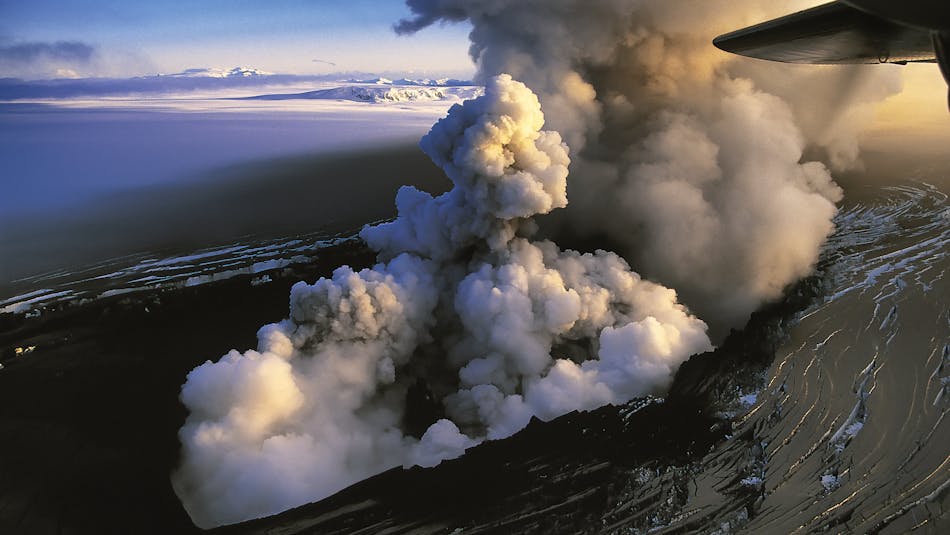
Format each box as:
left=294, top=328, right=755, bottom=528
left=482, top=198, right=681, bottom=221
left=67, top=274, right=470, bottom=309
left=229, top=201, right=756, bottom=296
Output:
left=934, top=32, right=950, bottom=110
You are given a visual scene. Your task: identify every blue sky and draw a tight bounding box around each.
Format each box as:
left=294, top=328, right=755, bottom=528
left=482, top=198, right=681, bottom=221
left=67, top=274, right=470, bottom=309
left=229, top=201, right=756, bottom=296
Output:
left=0, top=0, right=474, bottom=79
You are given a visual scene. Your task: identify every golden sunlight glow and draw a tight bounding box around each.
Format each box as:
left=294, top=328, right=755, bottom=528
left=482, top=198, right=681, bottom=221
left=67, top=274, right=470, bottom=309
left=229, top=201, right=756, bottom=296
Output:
left=867, top=64, right=950, bottom=153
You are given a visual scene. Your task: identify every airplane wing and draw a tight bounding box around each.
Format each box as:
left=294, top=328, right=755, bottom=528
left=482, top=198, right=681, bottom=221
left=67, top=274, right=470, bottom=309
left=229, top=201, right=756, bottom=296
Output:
left=713, top=2, right=936, bottom=64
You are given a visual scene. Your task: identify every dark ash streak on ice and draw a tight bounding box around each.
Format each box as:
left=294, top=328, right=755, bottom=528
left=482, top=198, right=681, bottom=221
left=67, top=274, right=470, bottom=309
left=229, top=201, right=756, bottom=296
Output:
left=715, top=182, right=950, bottom=533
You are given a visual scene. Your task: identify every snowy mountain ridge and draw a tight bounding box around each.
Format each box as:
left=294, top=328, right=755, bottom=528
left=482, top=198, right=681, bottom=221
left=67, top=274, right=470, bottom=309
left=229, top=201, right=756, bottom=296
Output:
left=346, top=77, right=476, bottom=87
left=246, top=84, right=484, bottom=103
left=161, top=66, right=272, bottom=78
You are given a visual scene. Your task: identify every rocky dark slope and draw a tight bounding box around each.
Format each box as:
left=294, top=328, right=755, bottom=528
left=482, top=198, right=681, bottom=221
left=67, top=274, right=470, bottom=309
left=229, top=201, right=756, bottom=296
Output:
left=2, top=181, right=946, bottom=535
left=0, top=242, right=376, bottom=535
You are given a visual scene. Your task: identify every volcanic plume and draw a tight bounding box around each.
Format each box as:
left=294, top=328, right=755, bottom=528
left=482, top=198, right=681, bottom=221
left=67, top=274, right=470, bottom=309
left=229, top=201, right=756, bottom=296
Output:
left=174, top=75, right=712, bottom=527
left=397, top=0, right=901, bottom=331
left=175, top=0, right=904, bottom=527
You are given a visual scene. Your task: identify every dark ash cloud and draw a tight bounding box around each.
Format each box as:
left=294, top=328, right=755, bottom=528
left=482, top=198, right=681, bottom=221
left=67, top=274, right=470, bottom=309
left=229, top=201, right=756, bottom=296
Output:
left=394, top=0, right=468, bottom=34
left=0, top=40, right=95, bottom=65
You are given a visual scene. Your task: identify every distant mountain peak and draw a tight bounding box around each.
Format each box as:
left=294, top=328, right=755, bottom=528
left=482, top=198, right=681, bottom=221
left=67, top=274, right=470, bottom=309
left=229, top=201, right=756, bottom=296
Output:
left=162, top=66, right=272, bottom=78
left=245, top=85, right=484, bottom=103
left=346, top=76, right=475, bottom=87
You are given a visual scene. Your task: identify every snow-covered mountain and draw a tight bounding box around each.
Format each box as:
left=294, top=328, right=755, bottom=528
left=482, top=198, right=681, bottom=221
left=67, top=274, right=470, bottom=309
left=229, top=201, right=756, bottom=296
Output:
left=162, top=66, right=272, bottom=78
left=0, top=70, right=478, bottom=100
left=346, top=77, right=476, bottom=87
left=247, top=84, right=483, bottom=103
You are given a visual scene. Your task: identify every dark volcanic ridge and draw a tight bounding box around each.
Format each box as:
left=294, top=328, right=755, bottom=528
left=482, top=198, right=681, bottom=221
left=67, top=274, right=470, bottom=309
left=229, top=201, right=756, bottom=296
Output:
left=211, top=181, right=950, bottom=534
left=0, top=230, right=812, bottom=535
left=1, top=182, right=946, bottom=535
left=0, top=239, right=378, bottom=535
left=0, top=231, right=363, bottom=317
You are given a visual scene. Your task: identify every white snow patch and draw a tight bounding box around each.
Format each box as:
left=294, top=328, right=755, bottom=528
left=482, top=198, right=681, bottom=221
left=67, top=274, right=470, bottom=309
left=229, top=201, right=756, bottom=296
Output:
left=739, top=393, right=758, bottom=406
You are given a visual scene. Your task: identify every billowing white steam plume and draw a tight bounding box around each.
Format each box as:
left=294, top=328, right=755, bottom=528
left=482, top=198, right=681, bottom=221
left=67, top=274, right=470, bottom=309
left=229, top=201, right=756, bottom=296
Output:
left=176, top=0, right=904, bottom=527
left=174, top=75, right=712, bottom=527
left=397, top=0, right=902, bottom=331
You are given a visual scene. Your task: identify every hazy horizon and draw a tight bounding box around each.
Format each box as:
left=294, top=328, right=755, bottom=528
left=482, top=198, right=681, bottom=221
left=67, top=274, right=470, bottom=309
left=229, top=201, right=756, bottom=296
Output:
left=0, top=0, right=475, bottom=79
